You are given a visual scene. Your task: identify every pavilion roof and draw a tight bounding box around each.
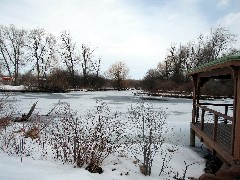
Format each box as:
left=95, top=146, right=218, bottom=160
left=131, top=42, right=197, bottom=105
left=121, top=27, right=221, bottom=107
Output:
left=188, top=52, right=240, bottom=76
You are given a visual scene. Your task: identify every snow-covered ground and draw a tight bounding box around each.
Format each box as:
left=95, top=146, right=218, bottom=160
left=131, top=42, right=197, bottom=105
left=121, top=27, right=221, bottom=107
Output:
left=0, top=90, right=232, bottom=180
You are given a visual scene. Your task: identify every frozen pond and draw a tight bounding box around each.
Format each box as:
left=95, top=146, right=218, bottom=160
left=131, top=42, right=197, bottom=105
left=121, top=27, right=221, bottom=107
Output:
left=2, top=90, right=233, bottom=146
left=3, top=90, right=194, bottom=146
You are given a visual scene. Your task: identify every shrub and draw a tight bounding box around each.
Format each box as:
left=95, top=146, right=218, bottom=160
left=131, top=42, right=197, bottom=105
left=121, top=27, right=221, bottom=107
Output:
left=50, top=100, right=125, bottom=168
left=127, top=103, right=167, bottom=176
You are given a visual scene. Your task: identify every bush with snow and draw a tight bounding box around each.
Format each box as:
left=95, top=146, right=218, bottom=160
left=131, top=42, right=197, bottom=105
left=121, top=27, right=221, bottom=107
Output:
left=127, top=103, right=168, bottom=176
left=49, top=100, right=126, bottom=169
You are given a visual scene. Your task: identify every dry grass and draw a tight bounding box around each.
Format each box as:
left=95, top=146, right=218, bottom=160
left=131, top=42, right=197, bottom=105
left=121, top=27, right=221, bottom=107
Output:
left=0, top=117, right=11, bottom=130
left=24, top=126, right=40, bottom=139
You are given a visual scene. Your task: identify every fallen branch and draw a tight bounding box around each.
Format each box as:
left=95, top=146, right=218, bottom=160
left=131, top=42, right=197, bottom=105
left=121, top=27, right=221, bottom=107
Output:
left=14, top=101, right=38, bottom=122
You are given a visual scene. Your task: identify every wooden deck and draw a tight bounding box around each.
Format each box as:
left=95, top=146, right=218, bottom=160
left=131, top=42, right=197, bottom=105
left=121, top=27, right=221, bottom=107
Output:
left=194, top=122, right=232, bottom=151
left=191, top=103, right=237, bottom=164
left=191, top=122, right=236, bottom=164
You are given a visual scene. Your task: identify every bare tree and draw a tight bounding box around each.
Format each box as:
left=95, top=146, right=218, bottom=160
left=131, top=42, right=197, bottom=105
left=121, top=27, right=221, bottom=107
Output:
left=141, top=68, right=162, bottom=93
left=0, top=24, right=27, bottom=85
left=0, top=25, right=12, bottom=77
left=59, top=31, right=79, bottom=87
left=92, top=57, right=101, bottom=78
left=27, top=28, right=57, bottom=87
left=81, top=44, right=100, bottom=87
left=165, top=27, right=236, bottom=82
left=81, top=44, right=92, bottom=86
left=80, top=44, right=103, bottom=88
left=190, top=26, right=236, bottom=67
left=108, top=61, right=129, bottom=90
left=165, top=44, right=188, bottom=83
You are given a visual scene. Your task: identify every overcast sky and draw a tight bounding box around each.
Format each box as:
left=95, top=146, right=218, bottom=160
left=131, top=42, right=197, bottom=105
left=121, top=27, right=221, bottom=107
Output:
left=0, top=0, right=240, bottom=79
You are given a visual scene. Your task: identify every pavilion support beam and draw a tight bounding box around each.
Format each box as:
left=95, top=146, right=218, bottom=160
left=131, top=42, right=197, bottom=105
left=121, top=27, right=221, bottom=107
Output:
left=192, top=75, right=198, bottom=124
left=196, top=78, right=201, bottom=120
left=190, top=75, right=198, bottom=147
left=233, top=67, right=240, bottom=159
left=190, top=127, right=195, bottom=147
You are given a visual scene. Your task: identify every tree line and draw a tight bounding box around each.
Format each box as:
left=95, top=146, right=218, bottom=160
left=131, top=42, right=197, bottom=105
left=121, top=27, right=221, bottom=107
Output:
left=0, top=24, right=239, bottom=95
left=141, top=26, right=239, bottom=96
left=0, top=24, right=130, bottom=91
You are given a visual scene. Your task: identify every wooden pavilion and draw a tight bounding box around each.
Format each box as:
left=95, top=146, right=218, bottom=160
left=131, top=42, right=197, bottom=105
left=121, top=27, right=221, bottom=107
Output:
left=188, top=52, right=240, bottom=179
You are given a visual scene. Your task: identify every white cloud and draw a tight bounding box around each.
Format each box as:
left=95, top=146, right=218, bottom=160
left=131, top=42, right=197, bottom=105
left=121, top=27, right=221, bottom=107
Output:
left=0, top=0, right=239, bottom=79
left=217, top=0, right=230, bottom=8
left=219, top=12, right=240, bottom=26
left=218, top=12, right=240, bottom=47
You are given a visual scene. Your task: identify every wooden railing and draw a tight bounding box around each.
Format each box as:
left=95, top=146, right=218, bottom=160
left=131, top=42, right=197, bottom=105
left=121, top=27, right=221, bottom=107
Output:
left=193, top=103, right=234, bottom=154
left=196, top=103, right=233, bottom=124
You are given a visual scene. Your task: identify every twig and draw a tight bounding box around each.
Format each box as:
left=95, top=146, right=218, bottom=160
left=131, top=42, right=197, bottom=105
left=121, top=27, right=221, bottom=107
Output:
left=46, top=100, right=61, bottom=116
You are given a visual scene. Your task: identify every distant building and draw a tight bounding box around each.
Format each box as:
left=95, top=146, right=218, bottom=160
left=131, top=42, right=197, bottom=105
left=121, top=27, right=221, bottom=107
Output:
left=0, top=76, right=15, bottom=85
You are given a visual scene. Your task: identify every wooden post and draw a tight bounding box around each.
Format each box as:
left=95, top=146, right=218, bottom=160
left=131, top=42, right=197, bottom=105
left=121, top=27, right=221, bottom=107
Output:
left=233, top=67, right=240, bottom=158
left=201, top=109, right=205, bottom=131
left=224, top=105, right=228, bottom=124
left=196, top=80, right=201, bottom=122
left=192, top=75, right=198, bottom=124
left=190, top=127, right=195, bottom=147
left=213, top=114, right=218, bottom=141
left=190, top=75, right=198, bottom=147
